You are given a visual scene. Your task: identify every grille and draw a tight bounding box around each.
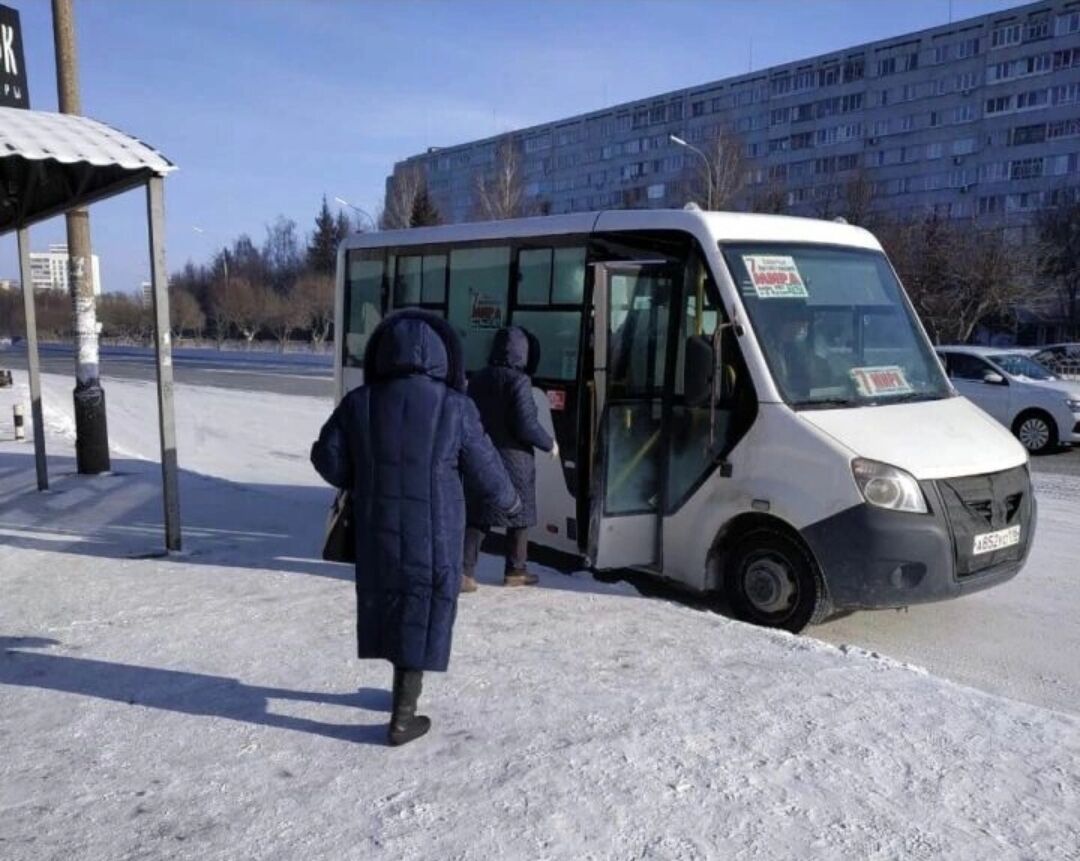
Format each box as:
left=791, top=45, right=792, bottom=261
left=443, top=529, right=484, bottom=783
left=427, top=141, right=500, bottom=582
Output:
left=936, top=465, right=1031, bottom=578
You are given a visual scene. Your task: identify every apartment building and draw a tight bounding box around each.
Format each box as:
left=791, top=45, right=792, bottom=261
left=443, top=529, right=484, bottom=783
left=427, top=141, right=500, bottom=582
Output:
left=391, top=0, right=1080, bottom=237
left=29, top=244, right=102, bottom=294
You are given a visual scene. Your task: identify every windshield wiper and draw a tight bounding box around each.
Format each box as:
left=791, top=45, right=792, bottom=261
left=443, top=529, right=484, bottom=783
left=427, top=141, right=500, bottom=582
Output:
left=876, top=392, right=946, bottom=405
left=793, top=397, right=859, bottom=409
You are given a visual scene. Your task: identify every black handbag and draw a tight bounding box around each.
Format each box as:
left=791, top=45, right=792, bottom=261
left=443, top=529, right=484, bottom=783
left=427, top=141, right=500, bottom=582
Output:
left=322, top=490, right=355, bottom=563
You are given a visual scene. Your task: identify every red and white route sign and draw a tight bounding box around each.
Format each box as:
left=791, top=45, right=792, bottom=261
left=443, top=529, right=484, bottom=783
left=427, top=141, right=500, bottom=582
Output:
left=850, top=366, right=914, bottom=397
left=741, top=255, right=809, bottom=299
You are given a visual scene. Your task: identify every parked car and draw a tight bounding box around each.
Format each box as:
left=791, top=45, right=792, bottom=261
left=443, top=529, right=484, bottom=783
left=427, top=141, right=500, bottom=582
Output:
left=1031, top=343, right=1080, bottom=381
left=937, top=346, right=1080, bottom=454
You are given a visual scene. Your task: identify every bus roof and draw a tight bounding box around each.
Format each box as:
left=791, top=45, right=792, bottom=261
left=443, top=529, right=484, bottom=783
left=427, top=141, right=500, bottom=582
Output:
left=339, top=209, right=882, bottom=254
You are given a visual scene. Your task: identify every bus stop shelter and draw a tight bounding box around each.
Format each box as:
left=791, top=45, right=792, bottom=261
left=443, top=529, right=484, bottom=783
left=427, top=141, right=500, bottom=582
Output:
left=0, top=105, right=181, bottom=551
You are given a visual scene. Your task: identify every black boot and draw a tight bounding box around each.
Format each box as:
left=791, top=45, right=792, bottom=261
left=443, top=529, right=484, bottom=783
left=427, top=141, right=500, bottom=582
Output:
left=389, top=667, right=431, bottom=747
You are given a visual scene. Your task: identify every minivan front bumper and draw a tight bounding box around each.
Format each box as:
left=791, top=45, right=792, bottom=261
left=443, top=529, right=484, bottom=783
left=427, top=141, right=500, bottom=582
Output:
left=801, top=466, right=1035, bottom=610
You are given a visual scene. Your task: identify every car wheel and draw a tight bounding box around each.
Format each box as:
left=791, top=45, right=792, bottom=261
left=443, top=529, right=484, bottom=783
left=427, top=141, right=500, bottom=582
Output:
left=1013, top=410, right=1058, bottom=455
left=723, top=529, right=830, bottom=633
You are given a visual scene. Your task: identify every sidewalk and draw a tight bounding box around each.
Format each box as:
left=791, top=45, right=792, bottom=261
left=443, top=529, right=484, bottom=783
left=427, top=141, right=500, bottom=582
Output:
left=1, top=378, right=1078, bottom=860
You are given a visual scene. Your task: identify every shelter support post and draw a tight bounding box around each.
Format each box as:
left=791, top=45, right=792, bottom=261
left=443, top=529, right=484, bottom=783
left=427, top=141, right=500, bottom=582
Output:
left=145, top=176, right=181, bottom=552
left=16, top=228, right=49, bottom=491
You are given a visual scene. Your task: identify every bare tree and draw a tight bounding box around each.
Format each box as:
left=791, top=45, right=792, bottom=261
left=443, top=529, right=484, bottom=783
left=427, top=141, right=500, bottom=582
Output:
left=215, top=277, right=263, bottom=343
left=878, top=215, right=1042, bottom=343
left=264, top=288, right=307, bottom=352
left=841, top=169, right=878, bottom=227
left=474, top=137, right=526, bottom=220
left=98, top=293, right=151, bottom=344
left=169, top=286, right=205, bottom=342
left=380, top=165, right=425, bottom=230
left=207, top=278, right=231, bottom=348
left=690, top=126, right=747, bottom=210
left=1036, top=192, right=1080, bottom=328
left=295, top=273, right=335, bottom=348
left=749, top=181, right=789, bottom=214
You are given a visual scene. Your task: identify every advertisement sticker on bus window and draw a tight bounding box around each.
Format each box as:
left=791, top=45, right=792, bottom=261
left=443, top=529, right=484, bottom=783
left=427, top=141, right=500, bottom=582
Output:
left=850, top=365, right=914, bottom=397
left=742, top=255, right=809, bottom=299
left=469, top=293, right=503, bottom=329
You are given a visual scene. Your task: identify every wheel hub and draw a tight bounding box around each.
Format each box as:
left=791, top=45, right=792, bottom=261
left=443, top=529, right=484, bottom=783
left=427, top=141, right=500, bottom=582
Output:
left=1018, top=418, right=1049, bottom=451
left=744, top=555, right=797, bottom=614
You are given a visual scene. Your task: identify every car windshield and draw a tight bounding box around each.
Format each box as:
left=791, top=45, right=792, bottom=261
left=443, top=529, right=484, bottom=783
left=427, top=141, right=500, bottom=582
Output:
left=721, top=243, right=952, bottom=409
left=990, top=353, right=1057, bottom=381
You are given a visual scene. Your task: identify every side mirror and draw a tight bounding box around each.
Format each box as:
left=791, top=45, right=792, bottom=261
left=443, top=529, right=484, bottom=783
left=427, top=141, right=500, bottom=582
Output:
left=983, top=371, right=1006, bottom=385
left=684, top=335, right=714, bottom=407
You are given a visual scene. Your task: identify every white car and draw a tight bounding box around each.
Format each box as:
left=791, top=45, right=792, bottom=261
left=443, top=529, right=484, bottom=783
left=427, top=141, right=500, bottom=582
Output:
left=937, top=345, right=1080, bottom=454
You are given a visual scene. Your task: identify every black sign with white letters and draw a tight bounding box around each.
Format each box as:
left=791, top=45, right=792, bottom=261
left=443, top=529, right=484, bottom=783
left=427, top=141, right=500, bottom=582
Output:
left=0, top=4, right=29, bottom=108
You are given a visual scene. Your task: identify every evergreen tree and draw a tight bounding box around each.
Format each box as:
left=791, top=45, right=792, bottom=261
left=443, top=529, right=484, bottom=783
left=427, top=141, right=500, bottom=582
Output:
left=307, top=195, right=341, bottom=275
left=409, top=185, right=441, bottom=227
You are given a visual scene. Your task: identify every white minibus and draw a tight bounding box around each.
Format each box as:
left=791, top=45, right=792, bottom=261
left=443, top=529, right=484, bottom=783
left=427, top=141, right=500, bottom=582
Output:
left=334, top=209, right=1034, bottom=632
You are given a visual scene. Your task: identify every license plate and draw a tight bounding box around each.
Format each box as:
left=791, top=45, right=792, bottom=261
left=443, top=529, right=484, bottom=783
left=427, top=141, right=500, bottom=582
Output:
left=973, top=525, right=1021, bottom=555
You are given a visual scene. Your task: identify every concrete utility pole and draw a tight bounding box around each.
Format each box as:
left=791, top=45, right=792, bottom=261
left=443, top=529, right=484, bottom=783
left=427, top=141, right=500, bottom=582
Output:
left=52, top=0, right=109, bottom=473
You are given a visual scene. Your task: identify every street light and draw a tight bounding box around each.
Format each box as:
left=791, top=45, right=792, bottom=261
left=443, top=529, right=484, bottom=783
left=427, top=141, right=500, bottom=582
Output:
left=192, top=225, right=228, bottom=283
left=669, top=134, right=714, bottom=211
left=334, top=196, right=377, bottom=231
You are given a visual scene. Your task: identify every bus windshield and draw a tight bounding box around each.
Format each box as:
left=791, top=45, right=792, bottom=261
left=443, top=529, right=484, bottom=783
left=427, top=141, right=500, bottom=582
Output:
left=721, top=243, right=951, bottom=409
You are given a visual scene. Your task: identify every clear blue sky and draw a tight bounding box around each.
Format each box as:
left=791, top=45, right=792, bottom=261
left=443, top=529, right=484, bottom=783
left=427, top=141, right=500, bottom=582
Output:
left=1, top=0, right=1025, bottom=293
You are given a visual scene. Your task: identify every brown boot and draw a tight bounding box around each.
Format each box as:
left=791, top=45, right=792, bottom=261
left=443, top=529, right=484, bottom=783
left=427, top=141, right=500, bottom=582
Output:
left=460, top=575, right=478, bottom=594
left=504, top=569, right=539, bottom=587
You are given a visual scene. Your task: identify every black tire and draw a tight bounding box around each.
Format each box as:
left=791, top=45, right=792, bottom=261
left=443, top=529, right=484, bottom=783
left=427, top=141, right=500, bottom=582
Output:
left=1012, top=409, right=1058, bottom=455
left=723, top=528, right=830, bottom=633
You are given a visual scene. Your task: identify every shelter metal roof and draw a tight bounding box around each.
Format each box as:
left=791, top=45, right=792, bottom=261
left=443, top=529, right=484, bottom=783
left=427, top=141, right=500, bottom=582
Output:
left=0, top=107, right=176, bottom=236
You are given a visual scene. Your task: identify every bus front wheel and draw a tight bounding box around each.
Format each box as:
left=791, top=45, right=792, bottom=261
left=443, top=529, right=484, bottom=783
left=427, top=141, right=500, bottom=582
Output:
left=724, top=529, right=830, bottom=634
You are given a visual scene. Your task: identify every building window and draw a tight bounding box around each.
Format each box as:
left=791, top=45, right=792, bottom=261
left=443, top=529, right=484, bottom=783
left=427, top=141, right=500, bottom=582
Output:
left=1026, top=13, right=1050, bottom=42
left=843, top=56, right=865, bottom=82
left=770, top=106, right=790, bottom=125
left=646, top=183, right=665, bottom=201
left=691, top=100, right=705, bottom=117
left=1016, top=88, right=1049, bottom=111
left=933, top=44, right=950, bottom=64
left=956, top=37, right=980, bottom=59
left=877, top=56, right=897, bottom=77
left=1053, top=83, right=1080, bottom=106
left=954, top=104, right=977, bottom=123
left=985, top=95, right=1012, bottom=115
left=1010, top=157, right=1044, bottom=180
left=1011, top=123, right=1047, bottom=145
left=1048, top=117, right=1080, bottom=140
left=953, top=137, right=976, bottom=155
left=899, top=115, right=915, bottom=133
left=991, top=23, right=1021, bottom=49
left=1056, top=11, right=1080, bottom=36
left=926, top=141, right=944, bottom=159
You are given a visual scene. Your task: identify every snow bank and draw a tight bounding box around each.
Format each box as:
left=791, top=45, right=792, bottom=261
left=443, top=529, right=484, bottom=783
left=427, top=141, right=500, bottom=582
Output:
left=1, top=372, right=1078, bottom=859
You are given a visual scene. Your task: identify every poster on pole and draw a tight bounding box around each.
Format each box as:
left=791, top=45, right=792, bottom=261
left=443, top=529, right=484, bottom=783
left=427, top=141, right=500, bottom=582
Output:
left=0, top=4, right=29, bottom=109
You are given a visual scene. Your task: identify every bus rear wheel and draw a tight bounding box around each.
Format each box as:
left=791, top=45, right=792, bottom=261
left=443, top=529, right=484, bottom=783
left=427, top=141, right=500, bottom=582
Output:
left=724, top=529, right=829, bottom=633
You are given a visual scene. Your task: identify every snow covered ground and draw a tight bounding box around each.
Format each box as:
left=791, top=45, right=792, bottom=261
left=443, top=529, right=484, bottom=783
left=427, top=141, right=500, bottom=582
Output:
left=1, top=372, right=1079, bottom=859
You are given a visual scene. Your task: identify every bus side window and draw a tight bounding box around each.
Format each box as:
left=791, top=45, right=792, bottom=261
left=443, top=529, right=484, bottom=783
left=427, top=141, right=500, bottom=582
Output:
left=344, top=250, right=385, bottom=367
left=511, top=245, right=586, bottom=380
left=447, top=246, right=512, bottom=371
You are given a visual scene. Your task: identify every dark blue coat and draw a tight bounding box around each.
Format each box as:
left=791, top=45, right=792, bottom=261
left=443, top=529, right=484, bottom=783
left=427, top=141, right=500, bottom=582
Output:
left=311, top=311, right=517, bottom=672
left=466, top=327, right=554, bottom=530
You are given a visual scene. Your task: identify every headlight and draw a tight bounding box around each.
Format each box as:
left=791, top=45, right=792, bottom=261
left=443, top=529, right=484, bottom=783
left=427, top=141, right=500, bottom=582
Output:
left=1066, top=398, right=1080, bottom=412
left=851, top=459, right=928, bottom=514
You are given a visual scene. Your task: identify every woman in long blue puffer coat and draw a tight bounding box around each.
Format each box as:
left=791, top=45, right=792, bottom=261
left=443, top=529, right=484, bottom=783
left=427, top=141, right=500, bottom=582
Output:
left=311, top=310, right=519, bottom=746
left=464, top=326, right=556, bottom=592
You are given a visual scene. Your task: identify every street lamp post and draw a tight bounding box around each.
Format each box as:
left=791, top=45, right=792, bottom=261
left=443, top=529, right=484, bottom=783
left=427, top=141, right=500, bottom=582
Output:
left=334, top=196, right=377, bottom=231
left=669, top=134, right=714, bottom=211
